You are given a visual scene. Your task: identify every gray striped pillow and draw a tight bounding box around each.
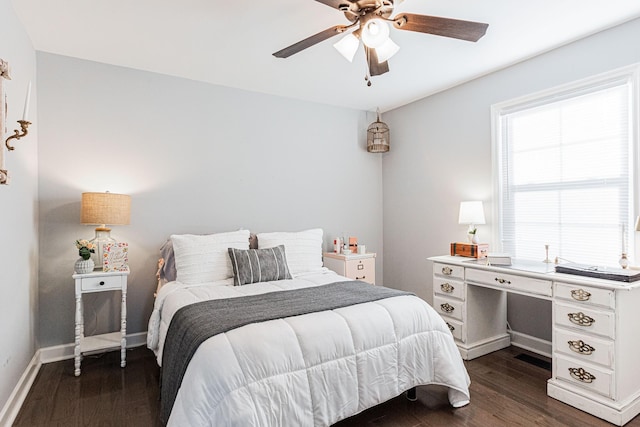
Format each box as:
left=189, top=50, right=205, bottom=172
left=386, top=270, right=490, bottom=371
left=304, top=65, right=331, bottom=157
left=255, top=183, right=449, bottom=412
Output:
left=228, top=245, right=292, bottom=286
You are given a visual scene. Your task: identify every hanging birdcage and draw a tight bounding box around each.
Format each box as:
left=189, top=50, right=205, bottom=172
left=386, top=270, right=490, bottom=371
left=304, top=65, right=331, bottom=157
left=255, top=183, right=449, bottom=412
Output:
left=367, top=109, right=389, bottom=153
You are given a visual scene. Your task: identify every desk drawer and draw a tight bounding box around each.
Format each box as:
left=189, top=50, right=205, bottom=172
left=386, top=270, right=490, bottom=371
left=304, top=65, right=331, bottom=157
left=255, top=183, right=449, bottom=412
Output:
left=433, top=263, right=464, bottom=280
left=444, top=318, right=464, bottom=342
left=434, top=295, right=464, bottom=322
left=433, top=277, right=465, bottom=300
left=554, top=328, right=614, bottom=368
left=81, top=275, right=122, bottom=292
left=555, top=355, right=612, bottom=398
left=555, top=282, right=614, bottom=309
left=554, top=302, right=614, bottom=339
left=466, top=268, right=552, bottom=297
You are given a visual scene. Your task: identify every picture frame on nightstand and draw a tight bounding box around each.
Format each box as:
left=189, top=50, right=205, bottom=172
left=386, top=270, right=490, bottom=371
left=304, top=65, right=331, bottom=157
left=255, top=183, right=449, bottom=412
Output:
left=102, top=242, right=129, bottom=272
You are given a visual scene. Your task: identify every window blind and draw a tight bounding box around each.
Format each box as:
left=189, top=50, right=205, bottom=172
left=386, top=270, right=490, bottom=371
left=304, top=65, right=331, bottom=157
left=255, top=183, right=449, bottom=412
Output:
left=494, top=67, right=638, bottom=266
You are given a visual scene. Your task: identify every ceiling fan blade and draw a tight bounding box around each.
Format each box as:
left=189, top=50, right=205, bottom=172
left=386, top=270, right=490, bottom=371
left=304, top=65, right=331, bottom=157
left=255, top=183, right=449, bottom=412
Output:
left=393, top=13, right=488, bottom=42
left=314, top=0, right=350, bottom=9
left=366, top=47, right=389, bottom=77
left=273, top=25, right=348, bottom=58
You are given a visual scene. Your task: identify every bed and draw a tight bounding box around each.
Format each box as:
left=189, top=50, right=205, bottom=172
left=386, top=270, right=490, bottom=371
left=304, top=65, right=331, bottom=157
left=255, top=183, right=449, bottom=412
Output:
left=147, top=229, right=470, bottom=426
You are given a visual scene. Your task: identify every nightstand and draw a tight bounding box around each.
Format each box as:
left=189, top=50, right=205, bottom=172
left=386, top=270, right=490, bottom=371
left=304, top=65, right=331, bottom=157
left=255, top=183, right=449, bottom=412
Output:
left=323, top=252, right=376, bottom=285
left=73, top=269, right=129, bottom=376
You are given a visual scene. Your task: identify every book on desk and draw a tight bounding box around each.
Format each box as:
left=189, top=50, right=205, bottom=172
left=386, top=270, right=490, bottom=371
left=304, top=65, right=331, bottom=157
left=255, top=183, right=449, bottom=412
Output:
left=555, top=262, right=640, bottom=282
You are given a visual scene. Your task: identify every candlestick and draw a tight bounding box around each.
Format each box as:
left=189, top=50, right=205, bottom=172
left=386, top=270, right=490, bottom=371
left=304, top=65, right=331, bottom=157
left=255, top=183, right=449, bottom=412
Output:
left=22, top=81, right=31, bottom=121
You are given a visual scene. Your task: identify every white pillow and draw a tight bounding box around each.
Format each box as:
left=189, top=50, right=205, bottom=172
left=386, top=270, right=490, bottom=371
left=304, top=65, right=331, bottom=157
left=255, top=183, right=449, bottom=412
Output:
left=171, top=230, right=250, bottom=285
left=257, top=228, right=323, bottom=276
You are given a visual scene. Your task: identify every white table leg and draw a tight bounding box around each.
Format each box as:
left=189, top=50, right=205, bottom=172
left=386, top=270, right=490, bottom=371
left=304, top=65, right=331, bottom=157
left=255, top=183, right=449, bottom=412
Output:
left=120, top=288, right=127, bottom=368
left=74, top=293, right=82, bottom=376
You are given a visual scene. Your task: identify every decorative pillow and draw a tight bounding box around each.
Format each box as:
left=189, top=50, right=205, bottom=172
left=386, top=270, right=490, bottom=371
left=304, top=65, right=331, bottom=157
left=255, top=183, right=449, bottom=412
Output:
left=257, top=228, right=323, bottom=276
left=228, top=245, right=292, bottom=286
left=171, top=230, right=250, bottom=285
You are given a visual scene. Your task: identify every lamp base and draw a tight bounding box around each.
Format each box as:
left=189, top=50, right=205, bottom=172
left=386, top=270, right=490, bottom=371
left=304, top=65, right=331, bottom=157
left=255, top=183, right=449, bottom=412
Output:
left=89, top=228, right=116, bottom=270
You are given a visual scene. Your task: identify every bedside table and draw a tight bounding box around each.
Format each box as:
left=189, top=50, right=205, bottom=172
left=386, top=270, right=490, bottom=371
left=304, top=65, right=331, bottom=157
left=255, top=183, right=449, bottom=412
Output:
left=323, top=252, right=376, bottom=285
left=73, top=269, right=129, bottom=376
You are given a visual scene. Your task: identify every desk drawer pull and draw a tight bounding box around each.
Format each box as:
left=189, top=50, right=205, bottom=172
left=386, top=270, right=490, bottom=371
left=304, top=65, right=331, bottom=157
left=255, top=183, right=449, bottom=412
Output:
left=568, top=312, right=595, bottom=327
left=441, top=267, right=453, bottom=276
left=571, top=289, right=591, bottom=301
left=440, top=303, right=454, bottom=313
left=494, top=277, right=511, bottom=285
left=569, top=367, right=596, bottom=383
left=440, top=283, right=454, bottom=293
left=356, top=276, right=366, bottom=280
left=446, top=322, right=455, bottom=332
left=99, top=281, right=105, bottom=286
left=568, top=340, right=595, bottom=355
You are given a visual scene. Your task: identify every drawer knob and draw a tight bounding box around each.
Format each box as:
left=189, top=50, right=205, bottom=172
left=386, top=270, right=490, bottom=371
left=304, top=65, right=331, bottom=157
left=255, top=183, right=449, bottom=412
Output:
left=442, top=267, right=453, bottom=276
left=494, top=277, right=511, bottom=285
left=99, top=281, right=105, bottom=286
left=568, top=367, right=596, bottom=383
left=568, top=312, right=595, bottom=327
left=440, top=303, right=454, bottom=313
left=440, top=283, right=454, bottom=293
left=446, top=322, right=455, bottom=332
left=570, top=289, right=591, bottom=301
left=568, top=340, right=595, bottom=355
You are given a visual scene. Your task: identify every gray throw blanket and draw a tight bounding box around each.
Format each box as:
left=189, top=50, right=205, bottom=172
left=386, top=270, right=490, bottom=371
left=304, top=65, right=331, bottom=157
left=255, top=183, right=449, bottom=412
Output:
left=160, top=280, right=412, bottom=424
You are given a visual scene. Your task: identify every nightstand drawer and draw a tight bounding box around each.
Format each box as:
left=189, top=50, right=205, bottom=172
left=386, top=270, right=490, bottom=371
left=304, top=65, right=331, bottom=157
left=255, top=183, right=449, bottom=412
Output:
left=80, top=275, right=123, bottom=292
left=345, top=257, right=375, bottom=284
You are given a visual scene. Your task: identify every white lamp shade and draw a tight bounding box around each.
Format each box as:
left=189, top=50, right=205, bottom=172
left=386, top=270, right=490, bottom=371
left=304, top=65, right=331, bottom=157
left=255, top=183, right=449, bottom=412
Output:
left=458, top=201, right=485, bottom=225
left=333, top=33, right=360, bottom=62
left=361, top=19, right=390, bottom=48
left=375, top=38, right=400, bottom=63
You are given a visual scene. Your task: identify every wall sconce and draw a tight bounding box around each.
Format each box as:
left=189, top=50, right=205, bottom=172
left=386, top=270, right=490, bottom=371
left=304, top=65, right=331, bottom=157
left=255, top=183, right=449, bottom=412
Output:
left=5, top=81, right=32, bottom=151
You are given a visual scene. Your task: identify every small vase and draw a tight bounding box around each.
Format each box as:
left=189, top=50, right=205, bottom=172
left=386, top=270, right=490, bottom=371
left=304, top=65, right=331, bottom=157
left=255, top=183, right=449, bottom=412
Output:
left=75, top=257, right=95, bottom=274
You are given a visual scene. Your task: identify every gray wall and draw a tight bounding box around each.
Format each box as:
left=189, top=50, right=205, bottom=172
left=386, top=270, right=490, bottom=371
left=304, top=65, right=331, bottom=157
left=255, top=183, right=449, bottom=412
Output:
left=0, top=0, right=39, bottom=417
left=382, top=17, right=640, bottom=341
left=36, top=53, right=384, bottom=347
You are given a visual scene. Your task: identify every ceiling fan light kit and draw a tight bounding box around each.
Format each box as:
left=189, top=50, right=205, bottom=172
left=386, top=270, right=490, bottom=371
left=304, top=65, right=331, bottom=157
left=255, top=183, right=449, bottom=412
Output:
left=333, top=33, right=360, bottom=62
left=272, top=0, right=489, bottom=85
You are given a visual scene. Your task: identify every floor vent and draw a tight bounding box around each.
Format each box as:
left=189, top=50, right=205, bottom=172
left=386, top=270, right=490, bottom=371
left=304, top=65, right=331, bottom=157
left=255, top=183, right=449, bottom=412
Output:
left=515, top=353, right=552, bottom=371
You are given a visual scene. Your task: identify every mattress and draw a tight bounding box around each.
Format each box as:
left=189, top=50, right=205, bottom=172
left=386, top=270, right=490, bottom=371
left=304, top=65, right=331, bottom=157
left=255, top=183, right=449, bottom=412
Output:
left=147, top=269, right=471, bottom=426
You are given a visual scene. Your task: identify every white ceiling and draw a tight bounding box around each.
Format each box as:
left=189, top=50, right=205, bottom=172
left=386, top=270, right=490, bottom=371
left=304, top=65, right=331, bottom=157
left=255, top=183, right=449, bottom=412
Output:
left=11, top=0, right=640, bottom=112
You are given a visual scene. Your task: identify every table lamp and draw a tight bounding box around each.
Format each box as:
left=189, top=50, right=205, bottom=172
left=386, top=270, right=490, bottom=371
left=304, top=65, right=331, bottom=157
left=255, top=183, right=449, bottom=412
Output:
left=458, top=201, right=485, bottom=244
left=81, top=191, right=131, bottom=269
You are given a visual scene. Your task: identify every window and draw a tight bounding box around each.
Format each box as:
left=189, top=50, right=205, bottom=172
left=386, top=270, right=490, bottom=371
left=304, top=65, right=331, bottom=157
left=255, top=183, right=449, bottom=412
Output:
left=492, top=65, right=639, bottom=266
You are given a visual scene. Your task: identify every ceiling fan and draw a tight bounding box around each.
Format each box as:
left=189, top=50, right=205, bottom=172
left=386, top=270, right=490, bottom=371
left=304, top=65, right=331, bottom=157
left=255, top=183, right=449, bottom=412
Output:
left=273, top=0, right=489, bottom=84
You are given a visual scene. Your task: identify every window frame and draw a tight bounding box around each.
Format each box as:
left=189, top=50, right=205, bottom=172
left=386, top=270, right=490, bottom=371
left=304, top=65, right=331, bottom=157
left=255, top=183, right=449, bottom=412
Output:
left=491, top=63, right=640, bottom=263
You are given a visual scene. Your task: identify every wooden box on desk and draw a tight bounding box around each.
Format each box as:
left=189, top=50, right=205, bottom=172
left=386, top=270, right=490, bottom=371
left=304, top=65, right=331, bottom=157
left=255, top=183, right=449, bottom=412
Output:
left=450, top=242, right=489, bottom=259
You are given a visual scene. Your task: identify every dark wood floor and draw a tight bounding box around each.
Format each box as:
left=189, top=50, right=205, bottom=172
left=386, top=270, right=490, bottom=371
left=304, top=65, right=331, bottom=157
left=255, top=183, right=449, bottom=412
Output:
left=13, top=345, right=640, bottom=426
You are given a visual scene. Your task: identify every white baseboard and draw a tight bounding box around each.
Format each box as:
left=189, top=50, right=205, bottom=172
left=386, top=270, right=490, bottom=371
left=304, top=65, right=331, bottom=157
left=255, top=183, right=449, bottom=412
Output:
left=509, top=330, right=552, bottom=358
left=0, top=332, right=147, bottom=427
left=0, top=350, right=41, bottom=427
left=39, top=331, right=147, bottom=363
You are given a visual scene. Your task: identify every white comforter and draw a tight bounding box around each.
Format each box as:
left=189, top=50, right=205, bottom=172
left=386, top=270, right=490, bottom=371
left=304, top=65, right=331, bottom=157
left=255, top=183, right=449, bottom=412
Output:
left=147, top=269, right=470, bottom=426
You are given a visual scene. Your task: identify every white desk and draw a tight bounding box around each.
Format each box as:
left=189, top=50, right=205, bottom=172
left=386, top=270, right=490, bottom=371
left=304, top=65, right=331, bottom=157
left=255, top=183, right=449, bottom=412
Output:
left=430, top=255, right=640, bottom=426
